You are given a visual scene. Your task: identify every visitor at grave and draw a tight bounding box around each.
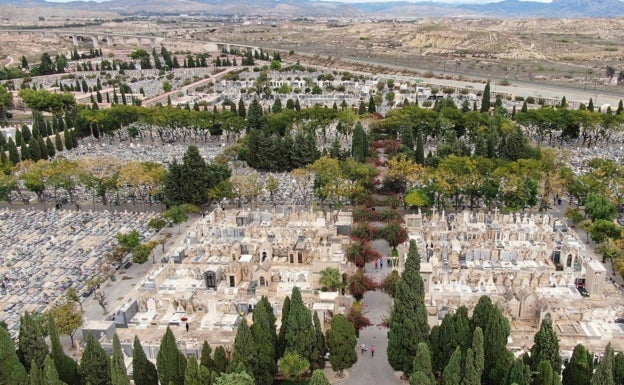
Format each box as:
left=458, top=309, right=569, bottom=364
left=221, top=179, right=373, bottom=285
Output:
left=370, top=345, right=375, bottom=357
left=186, top=322, right=189, bottom=332
left=375, top=260, right=378, bottom=270
left=361, top=343, right=366, bottom=354
left=380, top=260, right=383, bottom=269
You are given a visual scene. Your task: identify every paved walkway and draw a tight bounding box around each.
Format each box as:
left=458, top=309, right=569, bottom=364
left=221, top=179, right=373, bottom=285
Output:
left=336, top=242, right=406, bottom=385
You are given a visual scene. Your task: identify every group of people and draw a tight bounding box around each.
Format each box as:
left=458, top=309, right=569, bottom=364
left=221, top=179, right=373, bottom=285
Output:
left=360, top=343, right=375, bottom=357
left=374, top=258, right=392, bottom=270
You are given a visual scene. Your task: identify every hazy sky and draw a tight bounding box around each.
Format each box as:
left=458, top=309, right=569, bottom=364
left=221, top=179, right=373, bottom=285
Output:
left=43, top=0, right=552, bottom=3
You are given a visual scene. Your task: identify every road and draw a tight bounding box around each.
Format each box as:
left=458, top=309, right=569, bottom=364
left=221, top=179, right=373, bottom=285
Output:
left=336, top=240, right=406, bottom=385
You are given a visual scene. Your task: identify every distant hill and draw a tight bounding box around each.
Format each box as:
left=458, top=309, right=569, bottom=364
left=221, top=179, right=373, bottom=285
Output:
left=1, top=0, right=624, bottom=18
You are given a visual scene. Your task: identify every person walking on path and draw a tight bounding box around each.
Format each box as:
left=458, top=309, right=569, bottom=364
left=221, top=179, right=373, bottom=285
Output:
left=379, top=259, right=383, bottom=269
left=375, top=260, right=378, bottom=270
left=361, top=343, right=367, bottom=354
left=370, top=345, right=375, bottom=357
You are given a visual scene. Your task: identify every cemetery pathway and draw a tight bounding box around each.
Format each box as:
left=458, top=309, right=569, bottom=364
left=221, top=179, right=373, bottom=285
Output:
left=337, top=240, right=406, bottom=385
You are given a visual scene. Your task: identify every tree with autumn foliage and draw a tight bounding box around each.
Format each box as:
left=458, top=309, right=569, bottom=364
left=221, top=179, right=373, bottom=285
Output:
left=347, top=268, right=377, bottom=301
left=380, top=220, right=408, bottom=248
left=346, top=302, right=372, bottom=332
left=346, top=241, right=382, bottom=268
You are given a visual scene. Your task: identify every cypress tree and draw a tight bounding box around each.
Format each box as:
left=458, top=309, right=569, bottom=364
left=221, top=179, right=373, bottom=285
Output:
left=38, top=137, right=47, bottom=160
left=43, top=355, right=66, bottom=385
left=368, top=96, right=376, bottom=114
left=54, top=132, right=63, bottom=152
left=351, top=122, right=367, bottom=163
left=79, top=333, right=111, bottom=385
left=563, top=344, right=592, bottom=385
left=285, top=287, right=315, bottom=368
left=501, top=359, right=532, bottom=385
left=443, top=347, right=463, bottom=385
left=111, top=334, right=129, bottom=385
left=71, top=131, right=77, bottom=149
left=20, top=141, right=29, bottom=161
left=8, top=137, right=20, bottom=164
left=326, top=314, right=357, bottom=377
left=28, top=137, right=41, bottom=162
left=64, top=131, right=73, bottom=151
left=483, top=306, right=513, bottom=385
left=438, top=306, right=472, bottom=370
left=18, top=312, right=48, bottom=371
left=415, top=130, right=425, bottom=165
left=535, top=361, right=557, bottom=385
left=184, top=356, right=213, bottom=385
left=461, top=327, right=484, bottom=385
left=480, top=81, right=491, bottom=113
left=238, top=97, right=246, bottom=118
left=613, top=352, right=624, bottom=385
left=277, top=296, right=291, bottom=358
left=232, top=319, right=259, bottom=381
left=21, top=125, right=31, bottom=144
left=272, top=97, right=282, bottom=114
left=409, top=343, right=435, bottom=385
left=251, top=297, right=277, bottom=385
left=156, top=327, right=186, bottom=385
left=46, top=138, right=56, bottom=158
left=47, top=316, right=79, bottom=385
left=616, top=100, right=623, bottom=115
left=213, top=346, right=229, bottom=374
left=309, top=369, right=331, bottom=385
left=471, top=296, right=493, bottom=332
left=531, top=319, right=562, bottom=375
left=560, top=96, right=568, bottom=108
left=0, top=325, right=28, bottom=385
left=588, top=98, right=594, bottom=112
left=286, top=99, right=295, bottom=110
left=388, top=240, right=429, bottom=376
left=200, top=341, right=215, bottom=371
left=590, top=344, right=614, bottom=385
left=400, top=125, right=414, bottom=152
left=15, top=128, right=23, bottom=146
left=30, top=359, right=44, bottom=385
left=132, top=336, right=158, bottom=385
left=313, top=311, right=326, bottom=369
left=358, top=100, right=367, bottom=115
left=294, top=98, right=300, bottom=111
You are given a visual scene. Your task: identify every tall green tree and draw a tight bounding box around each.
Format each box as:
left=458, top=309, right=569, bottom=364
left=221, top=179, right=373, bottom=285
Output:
left=410, top=343, right=435, bottom=385
left=415, top=130, right=425, bottom=165
left=461, top=327, right=484, bottom=385
left=444, top=347, right=463, bottom=385
left=184, top=356, right=213, bottom=385
left=388, top=239, right=429, bottom=376
left=563, top=344, right=592, bottom=385
left=238, top=97, right=246, bottom=118
left=79, top=333, right=111, bottom=385
left=285, top=287, right=315, bottom=368
left=591, top=344, right=614, bottom=385
left=326, top=314, right=357, bottom=377
left=251, top=297, right=277, bottom=385
left=480, top=81, right=491, bottom=113
left=502, top=359, right=532, bottom=385
left=351, top=122, right=368, bottom=163
left=531, top=319, right=562, bottom=376
left=309, top=369, right=331, bottom=385
left=30, top=359, right=43, bottom=385
left=438, top=306, right=472, bottom=371
left=613, top=352, right=624, bottom=385
left=200, top=341, right=215, bottom=371
left=162, top=145, right=231, bottom=208
left=111, top=334, right=129, bottom=385
left=471, top=295, right=493, bottom=332
left=132, top=336, right=158, bottom=385
left=156, top=326, right=187, bottom=385
left=277, top=296, right=291, bottom=358
left=313, top=311, right=326, bottom=369
left=213, top=346, right=229, bottom=374
left=47, top=316, right=80, bottom=385
left=368, top=96, right=376, bottom=114
left=483, top=307, right=513, bottom=385
left=8, top=137, right=20, bottom=164
left=231, top=319, right=259, bottom=381
left=0, top=325, right=27, bottom=385
left=18, top=312, right=48, bottom=371
left=43, top=355, right=67, bottom=385
left=535, top=361, right=558, bottom=385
